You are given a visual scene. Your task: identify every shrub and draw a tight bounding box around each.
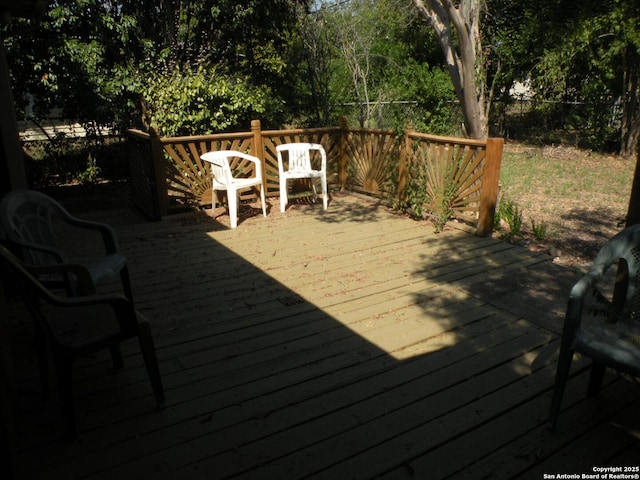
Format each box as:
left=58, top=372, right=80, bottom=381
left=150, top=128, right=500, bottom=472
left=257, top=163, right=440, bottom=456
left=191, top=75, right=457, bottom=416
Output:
left=142, top=63, right=279, bottom=136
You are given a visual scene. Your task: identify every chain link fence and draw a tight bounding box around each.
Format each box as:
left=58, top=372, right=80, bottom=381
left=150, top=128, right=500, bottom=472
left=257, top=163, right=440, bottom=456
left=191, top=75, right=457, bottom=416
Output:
left=289, top=100, right=463, bottom=134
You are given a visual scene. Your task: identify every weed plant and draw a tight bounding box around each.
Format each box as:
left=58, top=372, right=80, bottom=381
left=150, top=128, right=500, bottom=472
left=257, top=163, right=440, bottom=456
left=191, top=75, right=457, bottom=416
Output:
left=531, top=218, right=548, bottom=240
left=498, top=197, right=523, bottom=236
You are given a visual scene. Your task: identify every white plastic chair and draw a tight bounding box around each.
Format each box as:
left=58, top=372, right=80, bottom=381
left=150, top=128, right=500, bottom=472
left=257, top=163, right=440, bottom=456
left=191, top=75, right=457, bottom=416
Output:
left=276, top=143, right=328, bottom=213
left=200, top=150, right=267, bottom=229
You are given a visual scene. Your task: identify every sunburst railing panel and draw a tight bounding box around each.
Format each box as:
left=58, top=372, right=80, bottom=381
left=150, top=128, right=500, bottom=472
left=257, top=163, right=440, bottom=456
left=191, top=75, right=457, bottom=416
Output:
left=343, top=128, right=401, bottom=195
left=401, top=132, right=502, bottom=233
left=126, top=121, right=502, bottom=235
left=161, top=135, right=254, bottom=207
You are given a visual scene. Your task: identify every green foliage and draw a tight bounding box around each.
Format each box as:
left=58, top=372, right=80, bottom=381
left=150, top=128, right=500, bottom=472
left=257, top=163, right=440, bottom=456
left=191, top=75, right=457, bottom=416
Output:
left=24, top=137, right=129, bottom=188
left=3, top=0, right=304, bottom=136
left=399, top=152, right=459, bottom=233
left=4, top=0, right=150, bottom=132
left=497, top=197, right=523, bottom=236
left=6, top=0, right=638, bottom=158
left=142, top=64, right=277, bottom=136
left=386, top=61, right=460, bottom=135
left=76, top=154, right=102, bottom=185
left=300, top=0, right=453, bottom=130
left=520, top=0, right=640, bottom=154
left=531, top=218, right=548, bottom=240
left=429, top=174, right=458, bottom=233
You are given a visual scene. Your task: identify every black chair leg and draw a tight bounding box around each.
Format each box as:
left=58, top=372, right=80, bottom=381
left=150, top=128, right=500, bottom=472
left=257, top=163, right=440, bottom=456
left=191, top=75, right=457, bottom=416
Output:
left=1, top=416, right=14, bottom=480
left=35, top=327, right=50, bottom=400
left=137, top=321, right=165, bottom=408
left=120, top=266, right=134, bottom=303
left=548, top=344, right=574, bottom=431
left=109, top=343, right=124, bottom=370
left=587, top=362, right=606, bottom=398
left=112, top=264, right=131, bottom=370
left=52, top=353, right=76, bottom=440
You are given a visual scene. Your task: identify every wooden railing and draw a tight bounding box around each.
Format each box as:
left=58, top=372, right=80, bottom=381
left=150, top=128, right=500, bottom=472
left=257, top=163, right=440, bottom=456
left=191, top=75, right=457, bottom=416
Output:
left=126, top=118, right=503, bottom=235
left=399, top=130, right=503, bottom=235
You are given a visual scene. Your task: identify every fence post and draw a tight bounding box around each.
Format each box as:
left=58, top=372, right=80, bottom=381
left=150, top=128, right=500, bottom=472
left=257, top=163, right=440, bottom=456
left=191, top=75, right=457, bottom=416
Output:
left=338, top=116, right=348, bottom=191
left=251, top=119, right=267, bottom=191
left=476, top=137, right=504, bottom=236
left=149, top=126, right=168, bottom=218
left=397, top=122, right=413, bottom=201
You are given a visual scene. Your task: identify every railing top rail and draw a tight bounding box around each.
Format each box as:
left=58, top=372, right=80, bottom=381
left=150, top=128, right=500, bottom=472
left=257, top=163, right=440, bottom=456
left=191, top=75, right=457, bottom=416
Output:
left=130, top=126, right=493, bottom=148
left=126, top=128, right=152, bottom=140
left=159, top=131, right=253, bottom=144
left=261, top=126, right=342, bottom=136
left=407, top=130, right=489, bottom=147
left=344, top=126, right=396, bottom=135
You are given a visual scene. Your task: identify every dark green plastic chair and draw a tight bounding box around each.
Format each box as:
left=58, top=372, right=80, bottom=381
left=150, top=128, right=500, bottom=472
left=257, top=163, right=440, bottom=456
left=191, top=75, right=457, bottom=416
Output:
left=549, top=223, right=640, bottom=430
left=0, top=189, right=133, bottom=301
left=0, top=244, right=164, bottom=439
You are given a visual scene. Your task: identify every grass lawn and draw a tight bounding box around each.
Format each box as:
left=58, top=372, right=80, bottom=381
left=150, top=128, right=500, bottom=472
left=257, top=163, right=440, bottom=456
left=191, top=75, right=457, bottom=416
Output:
left=496, top=142, right=636, bottom=269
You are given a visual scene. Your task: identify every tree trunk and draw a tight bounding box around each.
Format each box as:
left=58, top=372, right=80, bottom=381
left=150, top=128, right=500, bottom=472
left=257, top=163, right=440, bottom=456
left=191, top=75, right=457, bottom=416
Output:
left=621, top=45, right=640, bottom=158
left=413, top=0, right=488, bottom=139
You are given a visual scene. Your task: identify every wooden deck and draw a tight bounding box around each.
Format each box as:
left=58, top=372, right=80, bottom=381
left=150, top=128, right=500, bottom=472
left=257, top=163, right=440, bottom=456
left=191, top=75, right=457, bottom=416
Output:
left=5, top=192, right=640, bottom=479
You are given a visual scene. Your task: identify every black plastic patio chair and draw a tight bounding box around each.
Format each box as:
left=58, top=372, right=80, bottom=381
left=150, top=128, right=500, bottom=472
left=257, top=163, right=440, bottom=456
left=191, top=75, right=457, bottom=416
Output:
left=549, top=223, right=640, bottom=430
left=0, top=189, right=133, bottom=302
left=0, top=244, right=164, bottom=439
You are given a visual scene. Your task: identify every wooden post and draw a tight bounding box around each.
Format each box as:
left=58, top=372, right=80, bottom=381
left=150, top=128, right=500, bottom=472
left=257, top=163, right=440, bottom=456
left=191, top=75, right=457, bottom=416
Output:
left=625, top=149, right=640, bottom=227
left=609, top=149, right=640, bottom=320
left=149, top=127, right=169, bottom=218
left=397, top=122, right=413, bottom=200
left=476, top=137, right=504, bottom=236
left=0, top=34, right=27, bottom=196
left=338, top=116, right=348, bottom=191
left=251, top=119, right=267, bottom=194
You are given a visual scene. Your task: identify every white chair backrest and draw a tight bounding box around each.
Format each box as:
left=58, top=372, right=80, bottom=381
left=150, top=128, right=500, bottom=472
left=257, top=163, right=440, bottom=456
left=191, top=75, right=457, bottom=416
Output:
left=202, top=150, right=263, bottom=184
left=288, top=146, right=312, bottom=172
left=277, top=143, right=325, bottom=173
left=203, top=151, right=234, bottom=184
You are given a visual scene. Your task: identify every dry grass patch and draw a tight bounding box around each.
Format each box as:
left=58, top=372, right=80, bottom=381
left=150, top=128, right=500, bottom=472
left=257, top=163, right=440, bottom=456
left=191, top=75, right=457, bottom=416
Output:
left=496, top=142, right=636, bottom=269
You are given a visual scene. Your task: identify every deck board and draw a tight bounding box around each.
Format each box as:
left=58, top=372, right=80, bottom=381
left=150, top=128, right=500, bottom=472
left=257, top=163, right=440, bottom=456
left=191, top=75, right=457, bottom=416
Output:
left=5, top=193, right=640, bottom=479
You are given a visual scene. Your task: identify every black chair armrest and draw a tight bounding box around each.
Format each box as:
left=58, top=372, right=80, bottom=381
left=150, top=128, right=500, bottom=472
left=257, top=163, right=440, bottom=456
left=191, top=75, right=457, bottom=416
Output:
left=61, top=215, right=120, bottom=255
left=25, top=263, right=97, bottom=296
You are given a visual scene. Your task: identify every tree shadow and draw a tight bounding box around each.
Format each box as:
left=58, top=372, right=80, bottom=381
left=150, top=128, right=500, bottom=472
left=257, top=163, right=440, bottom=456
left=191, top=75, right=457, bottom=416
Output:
left=552, top=207, right=625, bottom=263
left=5, top=194, right=639, bottom=480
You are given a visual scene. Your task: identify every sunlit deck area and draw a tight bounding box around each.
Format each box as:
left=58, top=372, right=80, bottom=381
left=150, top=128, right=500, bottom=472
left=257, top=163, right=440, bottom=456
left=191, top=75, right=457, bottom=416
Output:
left=5, top=192, right=640, bottom=479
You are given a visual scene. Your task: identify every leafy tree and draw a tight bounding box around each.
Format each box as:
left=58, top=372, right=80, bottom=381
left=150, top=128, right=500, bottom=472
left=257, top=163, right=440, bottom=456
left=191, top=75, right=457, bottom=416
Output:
left=385, top=60, right=457, bottom=134
left=3, top=0, right=310, bottom=136
left=530, top=0, right=640, bottom=156
left=3, top=0, right=148, bottom=132
left=299, top=0, right=456, bottom=131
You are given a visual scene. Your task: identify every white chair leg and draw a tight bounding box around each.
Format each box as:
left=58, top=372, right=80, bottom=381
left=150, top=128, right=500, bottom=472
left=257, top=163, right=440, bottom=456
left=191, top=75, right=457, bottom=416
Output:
left=212, top=187, right=218, bottom=216
left=280, top=179, right=288, bottom=213
left=228, top=188, right=238, bottom=228
left=259, top=185, right=267, bottom=217
left=321, top=175, right=328, bottom=210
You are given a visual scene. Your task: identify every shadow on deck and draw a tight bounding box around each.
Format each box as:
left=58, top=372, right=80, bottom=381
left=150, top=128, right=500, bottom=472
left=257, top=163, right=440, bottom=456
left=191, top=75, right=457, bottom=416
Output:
left=4, top=190, right=640, bottom=479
